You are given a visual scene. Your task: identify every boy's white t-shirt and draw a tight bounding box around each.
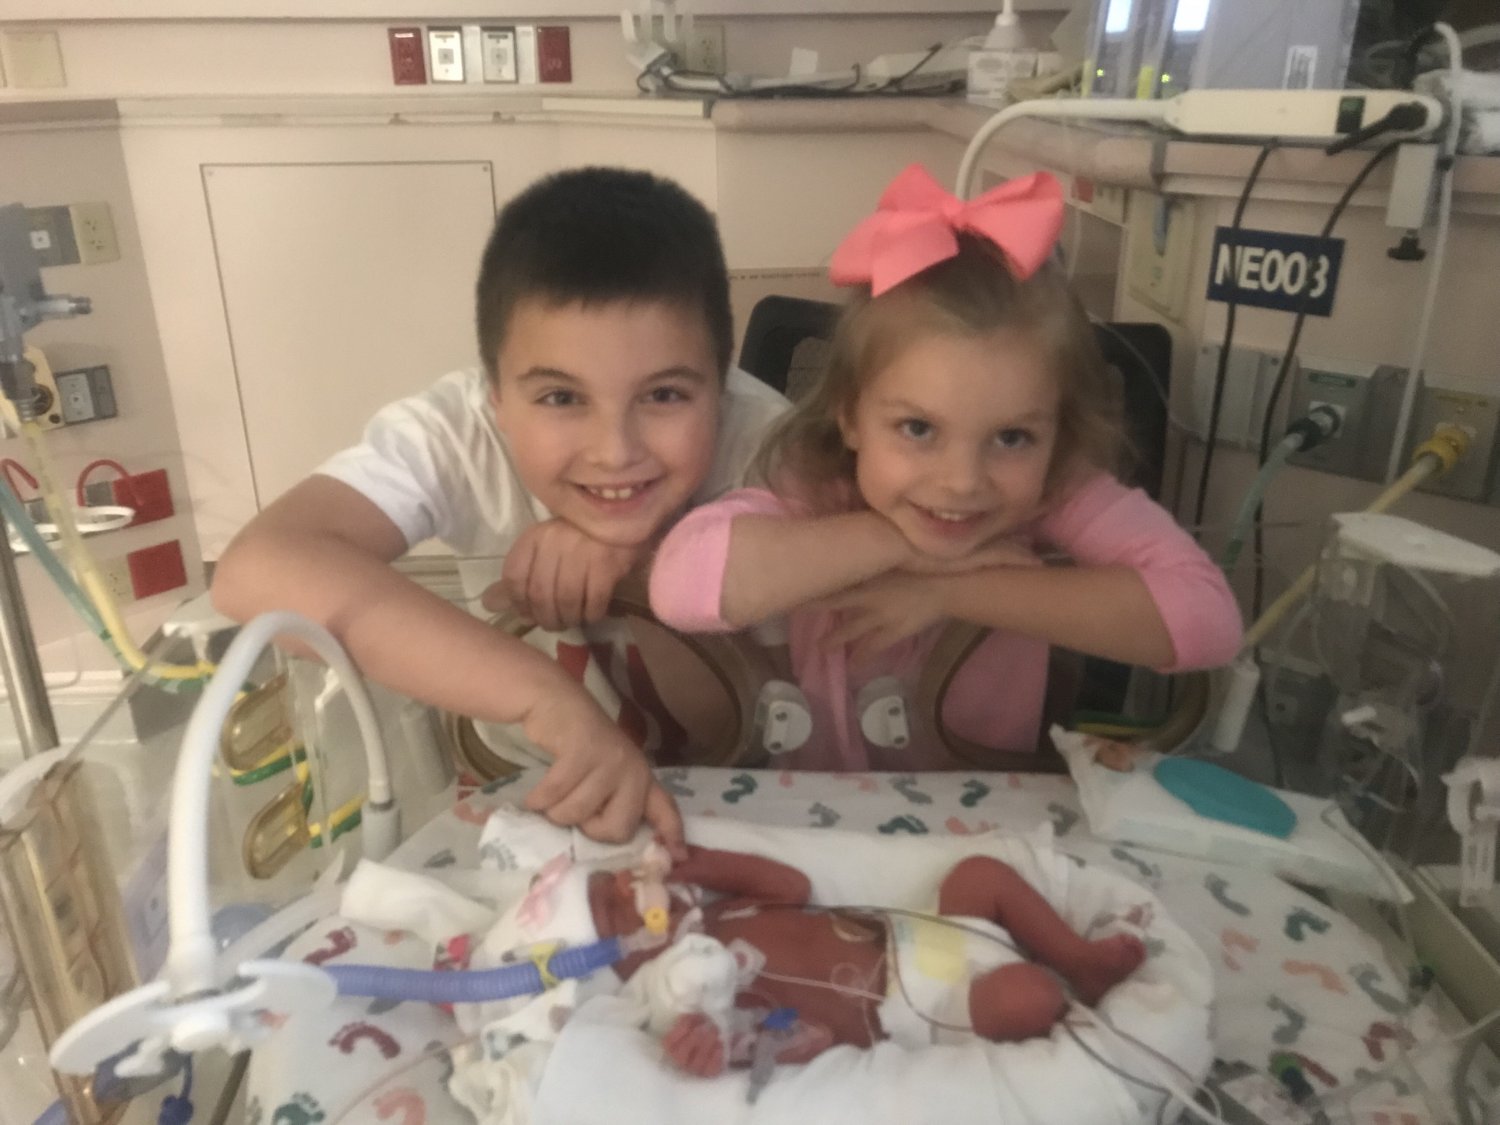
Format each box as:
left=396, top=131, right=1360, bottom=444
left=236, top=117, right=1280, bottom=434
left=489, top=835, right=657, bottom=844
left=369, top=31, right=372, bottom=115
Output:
left=316, top=365, right=788, bottom=600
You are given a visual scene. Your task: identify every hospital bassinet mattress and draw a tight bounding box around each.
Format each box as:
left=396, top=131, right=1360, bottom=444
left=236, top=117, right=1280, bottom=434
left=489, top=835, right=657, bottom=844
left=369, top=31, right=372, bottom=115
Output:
left=244, top=768, right=1463, bottom=1124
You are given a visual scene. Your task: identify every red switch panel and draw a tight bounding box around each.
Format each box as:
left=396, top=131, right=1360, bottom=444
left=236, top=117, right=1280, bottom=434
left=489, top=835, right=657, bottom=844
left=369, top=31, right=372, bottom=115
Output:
left=127, top=540, right=187, bottom=600
left=537, top=26, right=572, bottom=83
left=388, top=27, right=428, bottom=85
left=121, top=468, right=173, bottom=526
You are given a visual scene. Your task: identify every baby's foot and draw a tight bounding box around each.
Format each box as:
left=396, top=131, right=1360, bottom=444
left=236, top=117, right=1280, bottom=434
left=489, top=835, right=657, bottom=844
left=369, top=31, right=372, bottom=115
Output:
left=663, top=1012, right=727, bottom=1078
left=1064, top=934, right=1147, bottom=1006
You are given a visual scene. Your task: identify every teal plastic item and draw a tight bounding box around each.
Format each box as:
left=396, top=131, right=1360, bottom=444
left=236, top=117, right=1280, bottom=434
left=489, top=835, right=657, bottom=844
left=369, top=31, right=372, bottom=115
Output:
left=1152, top=758, right=1297, bottom=839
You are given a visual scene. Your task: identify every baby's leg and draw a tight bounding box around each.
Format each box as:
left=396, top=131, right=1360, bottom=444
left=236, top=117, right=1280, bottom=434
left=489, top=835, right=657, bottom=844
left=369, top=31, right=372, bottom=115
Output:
left=967, top=963, right=1066, bottom=1042
left=938, top=856, right=1144, bottom=1006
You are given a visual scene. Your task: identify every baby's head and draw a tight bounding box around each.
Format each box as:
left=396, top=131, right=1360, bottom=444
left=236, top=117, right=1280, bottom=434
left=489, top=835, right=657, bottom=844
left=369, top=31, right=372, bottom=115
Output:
left=761, top=173, right=1124, bottom=560
left=476, top=167, right=734, bottom=548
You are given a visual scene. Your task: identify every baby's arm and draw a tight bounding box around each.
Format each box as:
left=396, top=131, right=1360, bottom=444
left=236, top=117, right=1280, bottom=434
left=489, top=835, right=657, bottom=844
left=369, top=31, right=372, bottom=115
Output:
left=670, top=845, right=812, bottom=905
left=650, top=489, right=909, bottom=631
left=213, top=477, right=682, bottom=847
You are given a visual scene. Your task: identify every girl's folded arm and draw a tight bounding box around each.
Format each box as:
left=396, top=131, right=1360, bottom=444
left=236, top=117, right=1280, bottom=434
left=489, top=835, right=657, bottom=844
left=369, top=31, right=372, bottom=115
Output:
left=650, top=489, right=911, bottom=631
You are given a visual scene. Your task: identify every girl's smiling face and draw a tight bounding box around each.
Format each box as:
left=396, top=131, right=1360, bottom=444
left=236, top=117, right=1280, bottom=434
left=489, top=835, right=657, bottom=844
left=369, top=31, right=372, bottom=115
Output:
left=840, top=325, right=1060, bottom=559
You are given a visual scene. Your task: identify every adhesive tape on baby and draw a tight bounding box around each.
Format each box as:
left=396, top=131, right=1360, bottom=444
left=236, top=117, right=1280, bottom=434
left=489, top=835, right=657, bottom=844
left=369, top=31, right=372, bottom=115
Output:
left=1152, top=758, right=1296, bottom=839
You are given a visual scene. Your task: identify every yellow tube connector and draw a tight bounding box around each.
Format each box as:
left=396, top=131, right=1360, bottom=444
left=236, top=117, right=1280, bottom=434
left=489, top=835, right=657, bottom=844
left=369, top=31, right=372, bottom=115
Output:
left=1412, top=424, right=1469, bottom=478
left=1241, top=427, right=1464, bottom=651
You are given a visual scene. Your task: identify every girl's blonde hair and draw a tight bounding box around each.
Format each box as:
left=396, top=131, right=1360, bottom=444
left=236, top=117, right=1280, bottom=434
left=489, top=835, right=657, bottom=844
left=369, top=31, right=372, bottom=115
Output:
left=756, top=236, right=1128, bottom=512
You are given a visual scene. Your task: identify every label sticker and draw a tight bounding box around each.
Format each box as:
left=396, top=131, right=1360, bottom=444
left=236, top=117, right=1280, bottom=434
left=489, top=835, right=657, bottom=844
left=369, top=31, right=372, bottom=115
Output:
left=1207, top=227, right=1344, bottom=317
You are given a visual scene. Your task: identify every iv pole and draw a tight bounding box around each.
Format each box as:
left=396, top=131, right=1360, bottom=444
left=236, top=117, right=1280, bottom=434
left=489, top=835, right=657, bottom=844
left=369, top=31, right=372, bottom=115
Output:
left=0, top=203, right=92, bottom=758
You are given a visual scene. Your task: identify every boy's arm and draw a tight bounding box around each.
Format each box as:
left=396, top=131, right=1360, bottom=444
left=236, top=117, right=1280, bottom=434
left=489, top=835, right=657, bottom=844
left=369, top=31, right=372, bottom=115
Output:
left=212, top=476, right=684, bottom=846
left=214, top=476, right=569, bottom=723
left=650, top=490, right=911, bottom=631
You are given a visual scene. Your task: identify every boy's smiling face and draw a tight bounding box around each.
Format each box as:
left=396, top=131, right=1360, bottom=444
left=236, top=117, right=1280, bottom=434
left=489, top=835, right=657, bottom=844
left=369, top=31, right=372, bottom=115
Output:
left=492, top=298, right=721, bottom=548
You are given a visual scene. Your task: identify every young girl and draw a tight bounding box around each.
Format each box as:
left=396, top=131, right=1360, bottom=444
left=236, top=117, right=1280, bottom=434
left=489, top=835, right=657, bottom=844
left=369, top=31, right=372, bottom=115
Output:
left=649, top=165, right=1241, bottom=770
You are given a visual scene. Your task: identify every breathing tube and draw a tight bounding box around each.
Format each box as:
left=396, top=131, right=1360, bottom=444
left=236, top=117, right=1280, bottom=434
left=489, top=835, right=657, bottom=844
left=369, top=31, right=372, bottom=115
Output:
left=323, top=935, right=631, bottom=1003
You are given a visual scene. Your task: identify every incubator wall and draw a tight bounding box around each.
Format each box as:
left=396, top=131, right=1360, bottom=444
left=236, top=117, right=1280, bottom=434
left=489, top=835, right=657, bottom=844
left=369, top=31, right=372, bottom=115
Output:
left=0, top=620, right=455, bottom=1124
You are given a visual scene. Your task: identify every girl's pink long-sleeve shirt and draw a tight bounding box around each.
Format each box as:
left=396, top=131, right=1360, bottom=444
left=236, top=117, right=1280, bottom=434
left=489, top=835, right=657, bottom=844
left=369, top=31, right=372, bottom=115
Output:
left=649, top=474, right=1242, bottom=770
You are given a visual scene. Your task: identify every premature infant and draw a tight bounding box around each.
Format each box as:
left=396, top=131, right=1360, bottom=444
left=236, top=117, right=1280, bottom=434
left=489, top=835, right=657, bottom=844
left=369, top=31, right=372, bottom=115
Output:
left=587, top=846, right=1146, bottom=1077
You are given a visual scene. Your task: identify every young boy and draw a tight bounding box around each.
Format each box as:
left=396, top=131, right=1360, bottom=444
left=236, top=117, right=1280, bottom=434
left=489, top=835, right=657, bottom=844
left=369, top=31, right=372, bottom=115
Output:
left=212, top=167, right=788, bottom=851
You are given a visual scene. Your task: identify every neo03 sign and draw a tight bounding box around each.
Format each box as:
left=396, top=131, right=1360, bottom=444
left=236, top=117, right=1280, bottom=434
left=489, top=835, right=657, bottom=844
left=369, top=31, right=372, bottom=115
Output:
left=1206, top=227, right=1344, bottom=317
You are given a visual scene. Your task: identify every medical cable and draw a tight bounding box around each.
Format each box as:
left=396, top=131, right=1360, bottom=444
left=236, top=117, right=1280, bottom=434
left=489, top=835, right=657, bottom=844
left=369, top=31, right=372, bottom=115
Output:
left=733, top=899, right=1218, bottom=1117
left=1248, top=140, right=1410, bottom=621
left=1221, top=409, right=1341, bottom=573
left=1307, top=1005, right=1500, bottom=1121
left=1070, top=1003, right=1239, bottom=1125
left=1250, top=137, right=1407, bottom=617
left=1193, top=140, right=1280, bottom=534
left=1382, top=22, right=1463, bottom=486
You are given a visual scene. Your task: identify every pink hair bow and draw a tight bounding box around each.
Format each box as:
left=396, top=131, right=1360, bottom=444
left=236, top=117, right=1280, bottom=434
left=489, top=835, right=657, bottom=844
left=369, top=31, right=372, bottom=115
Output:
left=829, top=165, right=1065, bottom=296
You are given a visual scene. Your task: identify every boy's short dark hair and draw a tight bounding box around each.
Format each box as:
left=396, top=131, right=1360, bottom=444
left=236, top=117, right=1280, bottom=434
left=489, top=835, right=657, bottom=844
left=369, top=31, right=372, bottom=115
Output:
left=476, top=166, right=733, bottom=381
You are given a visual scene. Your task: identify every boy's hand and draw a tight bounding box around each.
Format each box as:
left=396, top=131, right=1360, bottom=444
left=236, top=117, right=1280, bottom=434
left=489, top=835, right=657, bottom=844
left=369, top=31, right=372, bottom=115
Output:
left=817, top=572, right=952, bottom=666
left=521, top=681, right=685, bottom=850
left=486, top=519, right=642, bottom=631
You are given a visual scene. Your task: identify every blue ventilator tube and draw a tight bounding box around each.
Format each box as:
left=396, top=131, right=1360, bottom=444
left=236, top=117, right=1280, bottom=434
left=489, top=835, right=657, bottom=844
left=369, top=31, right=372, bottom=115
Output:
left=322, top=936, right=626, bottom=1002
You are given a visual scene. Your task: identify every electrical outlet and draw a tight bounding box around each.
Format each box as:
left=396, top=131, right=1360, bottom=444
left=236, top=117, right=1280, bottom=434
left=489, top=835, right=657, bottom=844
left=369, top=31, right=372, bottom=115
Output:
left=1409, top=385, right=1500, bottom=501
left=536, top=26, right=571, bottom=83
left=69, top=202, right=119, bottom=265
left=1287, top=356, right=1410, bottom=481
left=684, top=23, right=726, bottom=74
left=98, top=556, right=135, bottom=604
left=426, top=27, right=465, bottom=83
left=54, top=364, right=116, bottom=425
left=123, top=469, right=173, bottom=526
left=84, top=467, right=172, bottom=526
left=388, top=27, right=426, bottom=85
left=480, top=27, right=517, bottom=83
left=127, top=540, right=187, bottom=600
left=1191, top=344, right=1278, bottom=449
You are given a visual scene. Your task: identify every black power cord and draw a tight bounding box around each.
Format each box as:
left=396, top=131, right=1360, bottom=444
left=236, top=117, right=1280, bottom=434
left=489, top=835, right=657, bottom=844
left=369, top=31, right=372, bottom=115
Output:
left=1191, top=140, right=1279, bottom=535
left=1250, top=138, right=1406, bottom=619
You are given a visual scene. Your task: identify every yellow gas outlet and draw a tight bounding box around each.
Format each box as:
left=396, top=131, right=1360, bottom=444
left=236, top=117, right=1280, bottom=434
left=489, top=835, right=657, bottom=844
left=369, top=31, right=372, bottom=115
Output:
left=0, top=346, right=65, bottom=435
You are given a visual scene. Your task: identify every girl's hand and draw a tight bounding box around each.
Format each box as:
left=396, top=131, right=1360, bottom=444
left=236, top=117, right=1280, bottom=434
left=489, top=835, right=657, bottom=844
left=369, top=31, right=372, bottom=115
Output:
left=521, top=679, right=684, bottom=850
left=817, top=572, right=951, bottom=666
left=485, top=519, right=642, bottom=631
